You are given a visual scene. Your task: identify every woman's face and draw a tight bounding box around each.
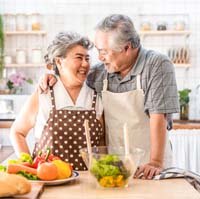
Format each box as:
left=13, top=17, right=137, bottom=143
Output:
left=56, top=45, right=90, bottom=87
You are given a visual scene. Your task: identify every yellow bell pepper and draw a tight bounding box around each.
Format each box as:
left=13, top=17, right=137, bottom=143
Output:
left=52, top=160, right=72, bottom=179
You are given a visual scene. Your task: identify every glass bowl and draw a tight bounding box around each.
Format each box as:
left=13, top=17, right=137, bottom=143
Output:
left=80, top=146, right=144, bottom=188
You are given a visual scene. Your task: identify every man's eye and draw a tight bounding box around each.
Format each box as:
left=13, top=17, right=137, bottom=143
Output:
left=76, top=57, right=83, bottom=60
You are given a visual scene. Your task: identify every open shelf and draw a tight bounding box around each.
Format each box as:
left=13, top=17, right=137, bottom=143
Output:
left=174, top=63, right=191, bottom=68
left=5, top=30, right=47, bottom=35
left=5, top=63, right=46, bottom=67
left=139, top=30, right=191, bottom=37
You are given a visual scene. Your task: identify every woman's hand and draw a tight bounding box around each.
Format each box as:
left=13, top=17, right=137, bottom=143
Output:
left=134, top=162, right=163, bottom=180
left=37, top=74, right=57, bottom=94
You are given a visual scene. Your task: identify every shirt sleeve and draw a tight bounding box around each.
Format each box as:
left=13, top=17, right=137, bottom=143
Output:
left=144, top=58, right=180, bottom=115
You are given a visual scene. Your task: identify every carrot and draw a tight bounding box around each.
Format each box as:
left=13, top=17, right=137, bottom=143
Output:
left=7, top=163, right=37, bottom=176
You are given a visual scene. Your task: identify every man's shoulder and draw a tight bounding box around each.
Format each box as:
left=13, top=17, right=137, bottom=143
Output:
left=90, top=62, right=105, bottom=73
left=142, top=49, right=173, bottom=75
left=146, top=49, right=170, bottom=64
left=87, top=62, right=106, bottom=82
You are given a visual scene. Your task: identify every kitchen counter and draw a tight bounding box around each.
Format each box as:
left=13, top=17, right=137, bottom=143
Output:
left=0, top=113, right=15, bottom=128
left=173, top=119, right=200, bottom=130
left=40, top=171, right=199, bottom=199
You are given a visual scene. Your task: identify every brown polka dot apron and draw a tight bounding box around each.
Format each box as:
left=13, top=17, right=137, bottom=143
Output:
left=32, top=87, right=104, bottom=170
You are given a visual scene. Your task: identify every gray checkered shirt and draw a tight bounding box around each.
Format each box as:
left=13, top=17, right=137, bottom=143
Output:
left=87, top=47, right=179, bottom=130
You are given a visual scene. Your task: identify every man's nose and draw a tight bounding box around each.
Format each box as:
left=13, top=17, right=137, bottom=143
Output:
left=98, top=53, right=105, bottom=62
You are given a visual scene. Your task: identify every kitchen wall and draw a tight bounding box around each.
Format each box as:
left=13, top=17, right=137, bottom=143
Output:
left=1, top=0, right=200, bottom=119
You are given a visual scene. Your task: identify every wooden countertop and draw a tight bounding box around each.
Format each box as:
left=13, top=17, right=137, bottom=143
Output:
left=173, top=119, right=200, bottom=130
left=40, top=171, right=199, bottom=199
left=0, top=121, right=13, bottom=128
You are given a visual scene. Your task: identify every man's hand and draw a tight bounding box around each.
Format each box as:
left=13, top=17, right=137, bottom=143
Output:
left=37, top=74, right=57, bottom=94
left=134, top=162, right=162, bottom=180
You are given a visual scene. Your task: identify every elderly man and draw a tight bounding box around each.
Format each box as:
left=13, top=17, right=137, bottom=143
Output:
left=39, top=14, right=179, bottom=179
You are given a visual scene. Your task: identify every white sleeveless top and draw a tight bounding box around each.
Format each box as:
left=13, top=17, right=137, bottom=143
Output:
left=34, top=77, right=103, bottom=139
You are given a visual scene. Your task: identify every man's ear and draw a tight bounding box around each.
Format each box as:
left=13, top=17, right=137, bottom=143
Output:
left=124, top=42, right=131, bottom=52
left=124, top=45, right=129, bottom=51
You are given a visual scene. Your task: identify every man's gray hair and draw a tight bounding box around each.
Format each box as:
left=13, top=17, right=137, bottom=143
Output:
left=44, top=31, right=93, bottom=74
left=95, top=14, right=140, bottom=51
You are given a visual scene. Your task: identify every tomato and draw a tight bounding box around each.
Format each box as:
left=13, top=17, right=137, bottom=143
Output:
left=37, top=162, right=58, bottom=180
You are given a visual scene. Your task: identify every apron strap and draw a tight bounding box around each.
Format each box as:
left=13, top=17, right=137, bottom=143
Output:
left=91, top=91, right=97, bottom=110
left=103, top=73, right=108, bottom=91
left=136, top=75, right=141, bottom=90
left=49, top=86, right=56, bottom=111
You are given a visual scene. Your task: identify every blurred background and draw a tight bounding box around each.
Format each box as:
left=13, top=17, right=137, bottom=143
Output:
left=0, top=0, right=200, bottom=173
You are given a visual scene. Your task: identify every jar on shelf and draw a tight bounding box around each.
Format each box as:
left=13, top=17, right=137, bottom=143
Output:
left=157, top=22, right=167, bottom=31
left=16, top=49, right=26, bottom=64
left=4, top=55, right=13, bottom=64
left=16, top=13, right=27, bottom=31
left=174, top=21, right=185, bottom=31
left=30, top=13, right=41, bottom=31
left=140, top=22, right=152, bottom=31
left=4, top=13, right=16, bottom=31
left=32, top=48, right=42, bottom=63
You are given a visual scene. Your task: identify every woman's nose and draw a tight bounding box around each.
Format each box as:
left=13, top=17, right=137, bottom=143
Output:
left=82, top=59, right=90, bottom=67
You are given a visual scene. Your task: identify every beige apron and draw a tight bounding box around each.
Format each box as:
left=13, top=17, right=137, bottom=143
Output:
left=102, top=74, right=172, bottom=167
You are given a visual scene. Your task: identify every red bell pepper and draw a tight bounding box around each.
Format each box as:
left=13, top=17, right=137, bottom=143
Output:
left=41, top=148, right=61, bottom=162
left=32, top=151, right=45, bottom=169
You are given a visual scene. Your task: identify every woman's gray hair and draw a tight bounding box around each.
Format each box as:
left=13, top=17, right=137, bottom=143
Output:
left=95, top=14, right=140, bottom=51
left=44, top=31, right=93, bottom=75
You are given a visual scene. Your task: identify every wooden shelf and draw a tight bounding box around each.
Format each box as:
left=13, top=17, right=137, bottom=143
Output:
left=174, top=63, right=191, bottom=68
left=139, top=30, right=191, bottom=37
left=5, top=30, right=47, bottom=35
left=5, top=63, right=46, bottom=67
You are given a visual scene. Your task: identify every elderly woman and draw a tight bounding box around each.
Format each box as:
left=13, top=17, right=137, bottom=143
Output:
left=10, top=32, right=105, bottom=170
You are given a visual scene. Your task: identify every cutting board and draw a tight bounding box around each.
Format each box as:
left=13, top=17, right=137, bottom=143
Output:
left=8, top=183, right=44, bottom=199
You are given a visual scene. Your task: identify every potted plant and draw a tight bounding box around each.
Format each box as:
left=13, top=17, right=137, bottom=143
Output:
left=178, top=88, right=191, bottom=120
left=0, top=14, right=4, bottom=78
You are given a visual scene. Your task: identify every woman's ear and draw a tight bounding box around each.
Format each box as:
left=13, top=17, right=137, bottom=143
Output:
left=55, top=57, right=62, bottom=66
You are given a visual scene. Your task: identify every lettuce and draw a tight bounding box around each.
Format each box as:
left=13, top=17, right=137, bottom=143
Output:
left=17, top=171, right=39, bottom=180
left=0, top=164, right=6, bottom=172
left=19, top=152, right=33, bottom=163
left=90, top=155, right=121, bottom=180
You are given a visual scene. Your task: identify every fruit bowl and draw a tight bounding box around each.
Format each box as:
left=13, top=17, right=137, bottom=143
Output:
left=80, top=146, right=144, bottom=188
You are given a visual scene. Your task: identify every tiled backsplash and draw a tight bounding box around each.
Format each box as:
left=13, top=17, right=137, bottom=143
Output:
left=1, top=0, right=200, bottom=120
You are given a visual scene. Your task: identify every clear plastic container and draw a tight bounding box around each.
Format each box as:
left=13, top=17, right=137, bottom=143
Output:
left=4, top=14, right=16, bottom=31
left=16, top=49, right=26, bottom=64
left=16, top=13, right=27, bottom=31
left=32, top=48, right=42, bottom=63
left=30, top=13, right=41, bottom=31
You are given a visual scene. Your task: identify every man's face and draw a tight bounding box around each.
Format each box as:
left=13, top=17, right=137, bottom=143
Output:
left=94, top=31, right=127, bottom=73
